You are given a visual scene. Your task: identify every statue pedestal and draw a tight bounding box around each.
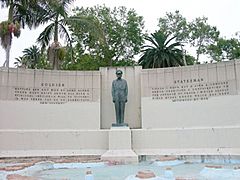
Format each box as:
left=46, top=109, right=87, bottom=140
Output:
left=101, top=127, right=138, bottom=163
left=111, top=123, right=128, bottom=127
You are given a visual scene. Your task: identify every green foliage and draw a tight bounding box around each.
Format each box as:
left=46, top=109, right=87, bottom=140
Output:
left=36, top=0, right=74, bottom=50
left=34, top=0, right=75, bottom=69
left=14, top=45, right=49, bottom=69
left=0, top=21, right=9, bottom=36
left=71, top=55, right=103, bottom=70
left=70, top=5, right=145, bottom=66
left=185, top=54, right=196, bottom=65
left=0, top=20, right=21, bottom=51
left=0, top=0, right=42, bottom=67
left=158, top=10, right=188, bottom=41
left=112, top=59, right=137, bottom=67
left=61, top=45, right=137, bottom=70
left=188, top=17, right=220, bottom=62
left=138, top=31, right=184, bottom=68
left=158, top=11, right=220, bottom=63
left=207, top=37, right=240, bottom=61
left=35, top=0, right=104, bottom=70
left=58, top=47, right=66, bottom=61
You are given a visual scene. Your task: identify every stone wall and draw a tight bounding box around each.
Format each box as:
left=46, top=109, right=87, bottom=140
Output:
left=141, top=60, right=240, bottom=128
left=0, top=130, right=108, bottom=157
left=0, top=68, right=101, bottom=130
left=132, top=127, right=240, bottom=155
left=1, top=60, right=240, bottom=157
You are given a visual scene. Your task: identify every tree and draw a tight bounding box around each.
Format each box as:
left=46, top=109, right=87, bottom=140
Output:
left=138, top=31, right=184, bottom=68
left=0, top=0, right=42, bottom=67
left=0, top=0, right=24, bottom=67
left=70, top=5, right=145, bottom=66
left=185, top=54, right=195, bottom=65
left=35, top=0, right=104, bottom=70
left=35, top=0, right=73, bottom=70
left=158, top=10, right=188, bottom=41
left=14, top=56, right=27, bottom=68
left=188, top=17, right=220, bottom=62
left=207, top=37, right=240, bottom=61
left=22, top=45, right=41, bottom=68
left=14, top=45, right=49, bottom=69
left=61, top=45, right=137, bottom=71
left=157, top=11, right=220, bottom=63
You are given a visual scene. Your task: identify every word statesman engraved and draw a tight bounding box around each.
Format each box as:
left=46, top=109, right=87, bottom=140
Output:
left=111, top=70, right=128, bottom=126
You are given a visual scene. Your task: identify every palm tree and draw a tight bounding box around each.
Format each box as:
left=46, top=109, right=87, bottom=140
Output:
left=14, top=45, right=48, bottom=69
left=0, top=0, right=38, bottom=67
left=14, top=56, right=27, bottom=68
left=22, top=45, right=41, bottom=68
left=36, top=0, right=104, bottom=70
left=138, top=31, right=184, bottom=68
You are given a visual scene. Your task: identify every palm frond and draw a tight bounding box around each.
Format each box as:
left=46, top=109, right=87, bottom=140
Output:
left=167, top=42, right=182, bottom=50
left=37, top=23, right=55, bottom=50
left=165, top=35, right=177, bottom=46
left=58, top=22, right=71, bottom=43
left=144, top=35, right=159, bottom=48
left=139, top=31, right=184, bottom=68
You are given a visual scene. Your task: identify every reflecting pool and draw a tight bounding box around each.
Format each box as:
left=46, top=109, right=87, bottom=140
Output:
left=1, top=160, right=240, bottom=180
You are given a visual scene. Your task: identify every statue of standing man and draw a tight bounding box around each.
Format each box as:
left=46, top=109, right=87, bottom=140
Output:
left=112, top=70, right=128, bottom=126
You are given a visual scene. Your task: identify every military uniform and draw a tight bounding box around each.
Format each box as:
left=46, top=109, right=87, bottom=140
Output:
left=112, top=74, right=128, bottom=124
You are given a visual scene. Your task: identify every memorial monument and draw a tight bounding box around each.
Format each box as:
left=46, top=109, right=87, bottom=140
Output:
left=1, top=61, right=240, bottom=162
left=101, top=69, right=138, bottom=163
left=111, top=70, right=128, bottom=127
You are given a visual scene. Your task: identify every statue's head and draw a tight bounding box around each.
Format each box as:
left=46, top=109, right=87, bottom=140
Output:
left=116, top=70, right=123, bottom=79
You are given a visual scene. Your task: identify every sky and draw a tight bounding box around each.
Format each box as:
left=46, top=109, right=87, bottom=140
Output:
left=0, top=0, right=240, bottom=67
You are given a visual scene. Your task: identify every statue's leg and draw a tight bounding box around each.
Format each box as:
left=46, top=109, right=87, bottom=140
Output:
left=119, top=102, right=125, bottom=124
left=114, top=101, right=120, bottom=124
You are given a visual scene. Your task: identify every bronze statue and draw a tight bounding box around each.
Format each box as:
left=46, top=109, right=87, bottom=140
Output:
left=112, top=70, right=128, bottom=126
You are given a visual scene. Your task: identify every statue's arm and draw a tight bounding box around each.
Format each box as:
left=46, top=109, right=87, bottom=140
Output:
left=125, top=81, right=128, bottom=102
left=112, top=81, right=115, bottom=102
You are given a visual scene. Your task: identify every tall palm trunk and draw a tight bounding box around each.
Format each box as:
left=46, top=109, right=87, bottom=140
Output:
left=48, top=16, right=60, bottom=70
left=5, top=44, right=11, bottom=67
left=54, top=17, right=59, bottom=42
left=2, top=3, right=13, bottom=68
left=2, top=33, right=12, bottom=67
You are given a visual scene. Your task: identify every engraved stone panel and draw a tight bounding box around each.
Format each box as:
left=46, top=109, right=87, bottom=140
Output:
left=141, top=60, right=240, bottom=129
left=0, top=69, right=100, bottom=105
left=0, top=68, right=101, bottom=130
